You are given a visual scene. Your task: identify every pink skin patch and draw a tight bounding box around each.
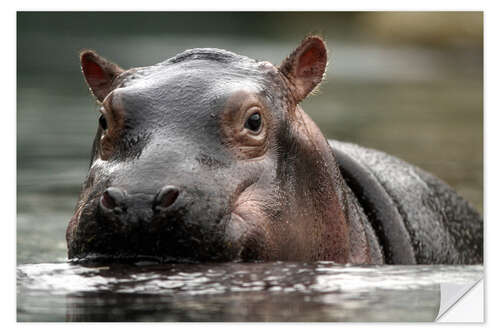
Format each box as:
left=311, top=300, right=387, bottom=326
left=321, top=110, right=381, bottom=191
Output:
left=81, top=55, right=110, bottom=89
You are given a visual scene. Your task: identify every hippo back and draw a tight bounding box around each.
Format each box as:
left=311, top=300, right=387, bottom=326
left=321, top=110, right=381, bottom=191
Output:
left=329, top=140, right=483, bottom=264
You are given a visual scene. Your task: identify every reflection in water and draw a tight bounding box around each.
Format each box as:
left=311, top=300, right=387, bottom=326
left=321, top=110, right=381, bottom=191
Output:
left=17, top=262, right=483, bottom=322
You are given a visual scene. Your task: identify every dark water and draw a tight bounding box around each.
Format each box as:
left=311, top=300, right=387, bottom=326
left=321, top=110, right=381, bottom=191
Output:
left=17, top=13, right=483, bottom=322
left=17, top=262, right=483, bottom=322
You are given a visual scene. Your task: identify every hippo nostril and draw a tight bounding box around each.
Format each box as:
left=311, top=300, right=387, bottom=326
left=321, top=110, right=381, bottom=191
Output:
left=100, top=187, right=126, bottom=211
left=154, top=185, right=180, bottom=210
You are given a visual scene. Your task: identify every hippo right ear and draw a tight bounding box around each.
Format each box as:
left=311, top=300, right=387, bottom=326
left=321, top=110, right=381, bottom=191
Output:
left=279, top=36, right=328, bottom=103
left=80, top=50, right=124, bottom=102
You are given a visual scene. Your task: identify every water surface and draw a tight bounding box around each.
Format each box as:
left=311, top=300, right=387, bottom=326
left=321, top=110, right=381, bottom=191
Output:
left=17, top=262, right=483, bottom=322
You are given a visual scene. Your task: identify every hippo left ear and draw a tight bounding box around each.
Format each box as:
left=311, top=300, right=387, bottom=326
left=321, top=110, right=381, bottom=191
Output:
left=279, top=36, right=328, bottom=103
left=80, top=50, right=124, bottom=102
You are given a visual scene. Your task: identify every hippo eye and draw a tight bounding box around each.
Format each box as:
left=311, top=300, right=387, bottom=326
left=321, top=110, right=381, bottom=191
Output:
left=99, top=114, right=108, bottom=130
left=244, top=112, right=262, bottom=133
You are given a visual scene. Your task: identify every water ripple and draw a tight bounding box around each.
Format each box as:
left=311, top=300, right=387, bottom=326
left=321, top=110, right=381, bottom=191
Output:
left=17, top=262, right=483, bottom=321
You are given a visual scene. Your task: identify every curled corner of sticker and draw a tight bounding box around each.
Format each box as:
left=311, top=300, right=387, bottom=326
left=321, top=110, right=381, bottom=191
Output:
left=436, top=278, right=484, bottom=322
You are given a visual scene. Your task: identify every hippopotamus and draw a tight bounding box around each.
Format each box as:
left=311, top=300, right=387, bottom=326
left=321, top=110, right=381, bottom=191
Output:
left=66, top=36, right=483, bottom=265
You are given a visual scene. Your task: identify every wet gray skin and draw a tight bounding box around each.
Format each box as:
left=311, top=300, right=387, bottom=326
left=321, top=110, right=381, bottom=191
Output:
left=67, top=37, right=483, bottom=264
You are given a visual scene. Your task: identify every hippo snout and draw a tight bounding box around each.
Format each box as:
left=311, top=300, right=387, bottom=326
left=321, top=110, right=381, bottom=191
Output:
left=99, top=186, right=180, bottom=211
left=67, top=179, right=240, bottom=263
left=97, top=185, right=182, bottom=229
left=68, top=179, right=235, bottom=262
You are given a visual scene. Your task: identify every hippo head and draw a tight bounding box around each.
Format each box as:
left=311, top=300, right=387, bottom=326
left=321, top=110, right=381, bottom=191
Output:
left=67, top=36, right=364, bottom=263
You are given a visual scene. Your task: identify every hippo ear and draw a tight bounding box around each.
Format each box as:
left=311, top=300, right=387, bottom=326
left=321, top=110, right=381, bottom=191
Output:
left=80, top=50, right=124, bottom=102
left=279, top=36, right=328, bottom=103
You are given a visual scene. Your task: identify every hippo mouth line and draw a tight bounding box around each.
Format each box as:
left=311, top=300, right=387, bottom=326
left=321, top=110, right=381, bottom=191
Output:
left=69, top=253, right=205, bottom=265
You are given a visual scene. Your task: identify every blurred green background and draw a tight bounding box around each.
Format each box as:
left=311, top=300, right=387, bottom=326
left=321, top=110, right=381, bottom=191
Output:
left=17, top=12, right=483, bottom=264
